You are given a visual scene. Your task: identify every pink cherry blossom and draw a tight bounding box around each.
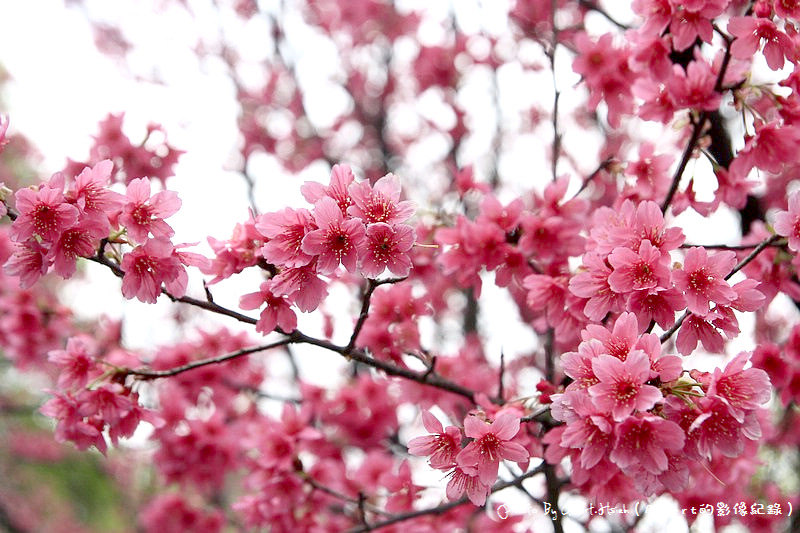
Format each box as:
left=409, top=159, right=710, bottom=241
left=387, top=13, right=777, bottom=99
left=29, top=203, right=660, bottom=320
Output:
left=359, top=222, right=415, bottom=278
left=256, top=207, right=316, bottom=267
left=707, top=352, right=771, bottom=417
left=445, top=465, right=491, bottom=506
left=47, top=221, right=106, bottom=278
left=676, top=312, right=726, bottom=355
left=270, top=263, right=328, bottom=312
left=239, top=279, right=297, bottom=334
left=3, top=239, right=50, bottom=288
left=456, top=412, right=529, bottom=485
left=561, top=338, right=605, bottom=393
left=201, top=219, right=263, bottom=284
left=589, top=351, right=663, bottom=420
left=632, top=0, right=672, bottom=36
left=737, top=120, right=800, bottom=174
left=301, top=197, right=366, bottom=274
left=407, top=410, right=462, bottom=470
left=689, top=396, right=762, bottom=459
left=301, top=163, right=355, bottom=214
left=120, top=238, right=183, bottom=303
left=668, top=0, right=726, bottom=51
left=774, top=190, right=800, bottom=252
left=728, top=16, right=792, bottom=71
left=582, top=312, right=640, bottom=361
left=608, top=239, right=671, bottom=293
left=570, top=252, right=626, bottom=321
left=751, top=343, right=789, bottom=390
left=119, top=177, right=181, bottom=244
left=140, top=494, right=223, bottom=533
left=558, top=393, right=615, bottom=469
left=47, top=335, right=100, bottom=390
left=69, top=160, right=124, bottom=230
left=666, top=60, right=721, bottom=112
left=610, top=415, right=685, bottom=475
left=627, top=287, right=685, bottom=332
left=672, top=247, right=737, bottom=316
left=40, top=391, right=107, bottom=453
left=11, top=184, right=79, bottom=243
left=347, top=173, right=414, bottom=224
left=775, top=0, right=800, bottom=19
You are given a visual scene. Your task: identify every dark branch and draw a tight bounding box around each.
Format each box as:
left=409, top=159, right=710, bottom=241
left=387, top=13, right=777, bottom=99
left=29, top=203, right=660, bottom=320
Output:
left=346, top=277, right=407, bottom=352
left=345, top=464, right=545, bottom=532
left=125, top=339, right=292, bottom=378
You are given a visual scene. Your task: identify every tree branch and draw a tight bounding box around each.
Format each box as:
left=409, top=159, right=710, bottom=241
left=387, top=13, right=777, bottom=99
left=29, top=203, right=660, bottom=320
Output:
left=124, top=338, right=293, bottom=378
left=660, top=26, right=736, bottom=215
left=346, top=277, right=407, bottom=353
left=346, top=464, right=546, bottom=532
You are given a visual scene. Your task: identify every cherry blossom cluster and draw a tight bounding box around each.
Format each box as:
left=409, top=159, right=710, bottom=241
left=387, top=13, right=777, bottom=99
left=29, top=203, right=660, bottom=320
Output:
left=0, top=232, right=72, bottom=369
left=4, top=160, right=208, bottom=303
left=40, top=335, right=160, bottom=454
left=5, top=0, right=800, bottom=531
left=570, top=199, right=765, bottom=354
left=236, top=164, right=416, bottom=334
left=752, top=321, right=800, bottom=406
left=139, top=493, right=224, bottom=533
left=544, top=313, right=771, bottom=502
left=437, top=178, right=585, bottom=302
left=63, top=113, right=184, bottom=187
left=409, top=410, right=530, bottom=506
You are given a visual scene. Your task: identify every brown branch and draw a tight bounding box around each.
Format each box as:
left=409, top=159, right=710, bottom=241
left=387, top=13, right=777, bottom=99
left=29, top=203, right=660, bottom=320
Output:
left=4, top=204, right=496, bottom=405
left=660, top=112, right=707, bottom=214
left=723, top=234, right=780, bottom=281
left=661, top=26, right=736, bottom=215
left=125, top=339, right=292, bottom=378
left=548, top=0, right=561, bottom=182
left=544, top=463, right=565, bottom=533
left=573, top=156, right=615, bottom=198
left=346, top=464, right=546, bottom=532
left=292, top=330, right=501, bottom=405
left=681, top=240, right=786, bottom=250
left=346, top=277, right=407, bottom=352
left=577, top=0, right=629, bottom=30
left=301, top=474, right=393, bottom=518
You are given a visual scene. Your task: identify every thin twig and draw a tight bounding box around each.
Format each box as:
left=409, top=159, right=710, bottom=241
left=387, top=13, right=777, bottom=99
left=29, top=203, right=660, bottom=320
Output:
left=498, top=350, right=505, bottom=400
left=4, top=204, right=497, bottom=405
left=125, top=339, right=292, bottom=378
left=681, top=240, right=786, bottom=250
left=660, top=29, right=736, bottom=214
left=577, top=0, right=629, bottom=30
left=548, top=0, right=561, bottom=182
left=345, top=465, right=545, bottom=532
left=346, top=277, right=407, bottom=352
left=302, top=474, right=393, bottom=518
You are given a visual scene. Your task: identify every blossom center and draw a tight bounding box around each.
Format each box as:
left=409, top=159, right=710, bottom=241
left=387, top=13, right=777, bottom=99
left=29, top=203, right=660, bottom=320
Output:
left=478, top=433, right=501, bottom=461
left=687, top=269, right=712, bottom=293
left=634, top=262, right=653, bottom=285
left=366, top=197, right=394, bottom=223
left=33, top=204, right=57, bottom=234
left=614, top=380, right=640, bottom=402
left=132, top=204, right=153, bottom=226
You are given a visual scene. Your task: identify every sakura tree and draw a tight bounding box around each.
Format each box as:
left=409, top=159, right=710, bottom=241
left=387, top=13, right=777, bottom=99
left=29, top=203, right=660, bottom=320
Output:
left=1, top=0, right=800, bottom=531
